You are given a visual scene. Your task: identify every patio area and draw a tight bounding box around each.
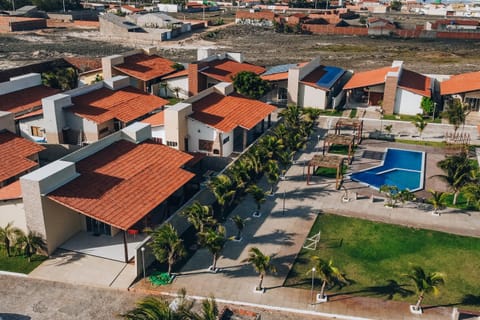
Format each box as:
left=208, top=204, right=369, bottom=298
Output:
left=59, top=231, right=148, bottom=262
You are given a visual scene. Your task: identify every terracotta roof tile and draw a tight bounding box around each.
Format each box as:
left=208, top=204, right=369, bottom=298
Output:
left=343, top=66, right=398, bottom=89
left=0, top=131, right=44, bottom=183
left=191, top=92, right=276, bottom=132
left=64, top=57, right=102, bottom=72
left=440, top=71, right=480, bottom=95
left=0, top=85, right=60, bottom=117
left=261, top=72, right=288, bottom=81
left=0, top=181, right=22, bottom=201
left=15, top=108, right=43, bottom=120
left=48, top=140, right=194, bottom=230
left=142, top=111, right=165, bottom=126
left=69, top=86, right=168, bottom=123
left=162, top=69, right=188, bottom=80
left=398, top=69, right=431, bottom=97
left=114, top=53, right=176, bottom=81
left=200, top=59, right=266, bottom=83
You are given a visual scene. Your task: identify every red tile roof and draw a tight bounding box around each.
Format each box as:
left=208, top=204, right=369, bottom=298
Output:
left=0, top=181, right=22, bottom=201
left=200, top=59, right=266, bottom=83
left=440, top=71, right=480, bottom=95
left=191, top=92, right=276, bottom=132
left=48, top=140, right=194, bottom=230
left=0, top=131, right=44, bottom=183
left=300, top=66, right=328, bottom=89
left=142, top=111, right=165, bottom=126
left=69, top=86, right=168, bottom=124
left=0, top=85, right=60, bottom=117
left=15, top=108, right=43, bottom=120
left=121, top=5, right=143, bottom=12
left=64, top=57, right=102, bottom=73
left=261, top=72, right=288, bottom=81
left=235, top=10, right=276, bottom=21
left=398, top=69, right=431, bottom=97
left=114, top=53, right=176, bottom=82
left=162, top=69, right=188, bottom=80
left=343, top=66, right=398, bottom=89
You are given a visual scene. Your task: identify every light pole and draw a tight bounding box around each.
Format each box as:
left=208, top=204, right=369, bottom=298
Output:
left=302, top=157, right=306, bottom=177
left=317, top=135, right=320, bottom=153
left=141, top=247, right=146, bottom=281
left=282, top=190, right=286, bottom=215
left=310, top=267, right=316, bottom=305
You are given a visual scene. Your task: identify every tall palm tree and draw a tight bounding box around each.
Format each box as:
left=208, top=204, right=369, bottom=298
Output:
left=442, top=98, right=469, bottom=133
left=277, top=149, right=295, bottom=178
left=122, top=296, right=179, bottom=320
left=0, top=222, right=23, bottom=257
left=243, top=152, right=263, bottom=179
left=280, top=105, right=303, bottom=130
left=264, top=160, right=280, bottom=195
left=257, top=135, right=284, bottom=161
left=228, top=159, right=251, bottom=192
left=246, top=184, right=266, bottom=215
left=17, top=230, right=47, bottom=262
left=181, top=201, right=215, bottom=233
left=198, top=225, right=227, bottom=272
left=412, top=113, right=427, bottom=138
left=405, top=266, right=445, bottom=312
left=186, top=296, right=218, bottom=320
left=436, top=152, right=474, bottom=205
left=231, top=215, right=246, bottom=240
left=148, top=223, right=186, bottom=277
left=429, top=190, right=446, bottom=215
left=207, top=174, right=236, bottom=219
left=313, top=257, right=347, bottom=301
left=243, top=247, right=276, bottom=291
left=461, top=183, right=480, bottom=209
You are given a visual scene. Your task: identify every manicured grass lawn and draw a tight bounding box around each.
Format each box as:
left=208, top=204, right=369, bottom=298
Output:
left=0, top=246, right=47, bottom=274
left=285, top=214, right=480, bottom=310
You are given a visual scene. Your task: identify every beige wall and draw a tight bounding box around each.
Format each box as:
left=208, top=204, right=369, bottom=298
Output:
left=0, top=200, right=27, bottom=233
left=165, top=103, right=192, bottom=151
left=0, top=111, right=15, bottom=133
left=42, top=198, right=84, bottom=253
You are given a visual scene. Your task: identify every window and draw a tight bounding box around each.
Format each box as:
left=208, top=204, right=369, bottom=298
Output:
left=222, top=136, right=230, bottom=144
left=278, top=87, right=288, bottom=101
left=31, top=126, right=42, bottom=137
left=98, top=127, right=109, bottom=135
left=198, top=139, right=213, bottom=151
left=167, top=141, right=178, bottom=147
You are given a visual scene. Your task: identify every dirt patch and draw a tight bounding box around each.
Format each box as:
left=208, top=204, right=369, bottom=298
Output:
left=1, top=23, right=479, bottom=74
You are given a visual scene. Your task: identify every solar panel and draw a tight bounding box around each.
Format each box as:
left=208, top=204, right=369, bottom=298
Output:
left=263, top=64, right=297, bottom=76
left=316, top=66, right=344, bottom=88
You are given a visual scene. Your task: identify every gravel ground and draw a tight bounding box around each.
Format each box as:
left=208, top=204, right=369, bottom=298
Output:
left=1, top=21, right=479, bottom=74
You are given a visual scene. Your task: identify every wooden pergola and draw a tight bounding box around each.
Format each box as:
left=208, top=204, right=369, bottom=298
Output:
left=306, top=154, right=345, bottom=190
left=334, top=118, right=364, bottom=144
left=323, top=134, right=355, bottom=164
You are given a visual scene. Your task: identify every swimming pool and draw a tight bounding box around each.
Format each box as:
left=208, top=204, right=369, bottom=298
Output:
left=349, top=148, right=425, bottom=192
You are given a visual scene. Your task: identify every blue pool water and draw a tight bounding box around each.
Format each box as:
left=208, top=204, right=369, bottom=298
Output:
left=350, top=148, right=425, bottom=191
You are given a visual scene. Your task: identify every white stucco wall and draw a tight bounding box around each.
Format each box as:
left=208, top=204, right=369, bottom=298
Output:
left=187, top=118, right=216, bottom=153
left=299, top=84, right=327, bottom=109
left=151, top=125, right=165, bottom=141
left=19, top=116, right=45, bottom=141
left=220, top=130, right=234, bottom=157
left=394, top=88, right=423, bottom=115
left=0, top=200, right=27, bottom=233
left=165, top=77, right=188, bottom=99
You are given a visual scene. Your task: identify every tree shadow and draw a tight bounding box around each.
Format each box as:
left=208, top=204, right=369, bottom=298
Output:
left=0, top=314, right=31, bottom=320
left=249, top=229, right=296, bottom=247
left=461, top=294, right=480, bottom=306
left=364, top=279, right=415, bottom=300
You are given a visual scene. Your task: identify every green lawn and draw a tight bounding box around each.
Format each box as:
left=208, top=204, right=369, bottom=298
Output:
left=0, top=246, right=47, bottom=274
left=285, top=214, right=480, bottom=310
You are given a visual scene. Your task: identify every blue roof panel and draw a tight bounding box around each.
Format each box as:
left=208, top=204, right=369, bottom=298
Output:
left=316, top=66, right=344, bottom=88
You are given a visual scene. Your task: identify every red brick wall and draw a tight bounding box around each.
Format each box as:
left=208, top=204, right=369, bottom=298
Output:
left=302, top=24, right=368, bottom=35
left=436, top=31, right=480, bottom=40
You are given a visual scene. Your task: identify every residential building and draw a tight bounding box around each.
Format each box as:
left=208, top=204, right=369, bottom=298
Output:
left=440, top=70, right=480, bottom=113
left=188, top=49, right=266, bottom=96
left=261, top=63, right=298, bottom=107
left=287, top=57, right=350, bottom=110
left=102, top=48, right=180, bottom=95
left=64, top=57, right=103, bottom=87
left=164, top=82, right=276, bottom=156
left=18, top=76, right=168, bottom=145
left=343, top=61, right=433, bottom=115
left=20, top=122, right=195, bottom=262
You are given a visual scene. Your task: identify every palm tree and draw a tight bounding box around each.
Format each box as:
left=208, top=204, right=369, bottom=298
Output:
left=246, top=184, right=266, bottom=216
left=243, top=152, right=263, bottom=179
left=17, top=231, right=46, bottom=262
left=231, top=215, right=246, bottom=241
left=405, top=266, right=445, bottom=312
left=198, top=225, right=227, bottom=272
left=122, top=296, right=179, bottom=320
left=280, top=105, right=302, bottom=130
left=264, top=160, right=280, bottom=195
left=436, top=152, right=474, bottom=205
left=313, top=257, right=347, bottom=301
left=429, top=190, right=446, bottom=215
left=412, top=113, right=427, bottom=138
left=277, top=149, right=295, bottom=179
left=257, top=135, right=284, bottom=161
left=181, top=201, right=215, bottom=233
left=442, top=98, right=469, bottom=133
left=148, top=223, right=186, bottom=277
left=207, top=174, right=236, bottom=219
left=243, top=247, right=276, bottom=292
left=461, top=183, right=480, bottom=209
left=228, top=159, right=251, bottom=192
left=0, top=222, right=23, bottom=257
left=186, top=296, right=218, bottom=320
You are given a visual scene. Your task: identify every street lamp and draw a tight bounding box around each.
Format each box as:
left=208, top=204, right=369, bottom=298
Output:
left=310, top=267, right=316, bottom=305
left=317, top=135, right=320, bottom=152
left=141, top=247, right=146, bottom=281
left=302, top=157, right=306, bottom=177
left=282, top=190, right=286, bottom=215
